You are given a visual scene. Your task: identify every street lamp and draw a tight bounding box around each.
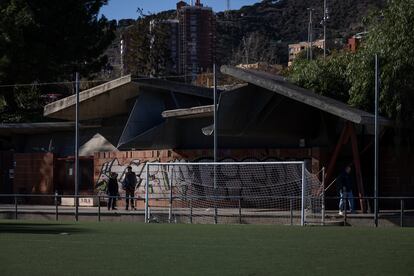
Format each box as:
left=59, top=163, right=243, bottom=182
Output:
left=307, top=8, right=315, bottom=60
left=322, top=0, right=330, bottom=59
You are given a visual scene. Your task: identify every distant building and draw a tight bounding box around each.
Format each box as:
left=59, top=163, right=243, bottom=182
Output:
left=288, top=39, right=325, bottom=66
left=1, top=67, right=404, bottom=211
left=288, top=38, right=346, bottom=66
left=347, top=32, right=367, bottom=53
left=177, top=0, right=216, bottom=80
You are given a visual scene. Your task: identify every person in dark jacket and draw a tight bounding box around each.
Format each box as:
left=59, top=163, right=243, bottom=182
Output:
left=337, top=166, right=355, bottom=215
left=123, top=166, right=137, bottom=210
left=107, top=172, right=119, bottom=210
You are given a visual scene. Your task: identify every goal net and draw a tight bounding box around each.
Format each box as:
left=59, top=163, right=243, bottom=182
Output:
left=144, top=162, right=324, bottom=226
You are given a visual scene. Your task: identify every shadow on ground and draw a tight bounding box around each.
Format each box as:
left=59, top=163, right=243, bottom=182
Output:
left=0, top=222, right=90, bottom=235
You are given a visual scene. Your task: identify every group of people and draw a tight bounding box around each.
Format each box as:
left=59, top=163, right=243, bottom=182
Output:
left=106, top=166, right=137, bottom=211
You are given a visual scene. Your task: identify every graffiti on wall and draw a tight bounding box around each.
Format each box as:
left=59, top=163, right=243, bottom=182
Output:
left=95, top=158, right=149, bottom=197
left=94, top=157, right=319, bottom=202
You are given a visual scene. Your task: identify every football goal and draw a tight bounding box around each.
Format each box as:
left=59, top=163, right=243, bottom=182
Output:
left=144, top=161, right=324, bottom=226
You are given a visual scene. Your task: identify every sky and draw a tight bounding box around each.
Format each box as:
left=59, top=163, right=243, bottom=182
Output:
left=101, top=0, right=260, bottom=20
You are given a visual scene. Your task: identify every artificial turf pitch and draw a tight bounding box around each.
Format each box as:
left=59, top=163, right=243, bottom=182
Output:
left=0, top=220, right=413, bottom=276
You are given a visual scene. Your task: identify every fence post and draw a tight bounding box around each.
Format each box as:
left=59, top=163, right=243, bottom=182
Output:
left=190, top=195, right=193, bottom=224
left=214, top=164, right=218, bottom=225
left=301, top=162, right=306, bottom=226
left=400, top=199, right=404, bottom=228
left=145, top=164, right=149, bottom=223
left=169, top=166, right=173, bottom=224
left=290, top=198, right=293, bottom=226
left=238, top=190, right=242, bottom=224
left=98, top=195, right=101, bottom=222
left=321, top=167, right=326, bottom=226
left=75, top=195, right=79, bottom=222
left=55, top=191, right=59, bottom=221
left=14, top=195, right=18, bottom=220
left=374, top=196, right=379, bottom=227
left=343, top=188, right=347, bottom=226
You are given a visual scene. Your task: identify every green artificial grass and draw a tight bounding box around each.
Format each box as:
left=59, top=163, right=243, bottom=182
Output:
left=0, top=220, right=413, bottom=276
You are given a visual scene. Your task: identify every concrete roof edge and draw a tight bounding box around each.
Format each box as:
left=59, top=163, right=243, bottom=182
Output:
left=134, top=78, right=214, bottom=99
left=0, top=122, right=77, bottom=129
left=221, top=65, right=392, bottom=126
left=162, top=105, right=214, bottom=118
left=43, top=75, right=132, bottom=117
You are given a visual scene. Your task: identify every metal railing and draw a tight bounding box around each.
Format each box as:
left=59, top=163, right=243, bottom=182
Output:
left=0, top=194, right=413, bottom=227
left=324, top=195, right=414, bottom=227
left=0, top=194, right=145, bottom=222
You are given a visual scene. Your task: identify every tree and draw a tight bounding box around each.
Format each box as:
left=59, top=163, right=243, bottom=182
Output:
left=0, top=0, right=115, bottom=112
left=230, top=32, right=278, bottom=65
left=122, top=11, right=174, bottom=77
left=287, top=0, right=414, bottom=127
left=347, top=0, right=414, bottom=125
left=286, top=51, right=353, bottom=103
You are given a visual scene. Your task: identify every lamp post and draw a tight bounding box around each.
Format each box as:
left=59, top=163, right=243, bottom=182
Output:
left=213, top=64, right=218, bottom=224
left=75, top=72, right=80, bottom=221
left=374, top=54, right=380, bottom=227
left=322, top=0, right=329, bottom=59
left=307, top=8, right=314, bottom=60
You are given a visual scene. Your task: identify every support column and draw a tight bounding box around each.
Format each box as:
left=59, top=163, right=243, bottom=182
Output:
left=349, top=123, right=367, bottom=213
left=326, top=123, right=351, bottom=183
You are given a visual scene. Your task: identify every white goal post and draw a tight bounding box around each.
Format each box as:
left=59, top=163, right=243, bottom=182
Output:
left=143, top=161, right=324, bottom=226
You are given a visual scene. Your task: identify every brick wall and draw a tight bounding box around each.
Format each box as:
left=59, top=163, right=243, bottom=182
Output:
left=14, top=153, right=54, bottom=203
left=0, top=152, right=14, bottom=196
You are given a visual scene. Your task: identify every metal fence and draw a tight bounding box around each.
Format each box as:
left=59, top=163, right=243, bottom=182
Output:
left=0, top=194, right=413, bottom=227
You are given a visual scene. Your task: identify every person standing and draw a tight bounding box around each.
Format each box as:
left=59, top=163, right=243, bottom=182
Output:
left=337, top=166, right=355, bottom=215
left=107, top=172, right=119, bottom=210
left=123, top=166, right=137, bottom=210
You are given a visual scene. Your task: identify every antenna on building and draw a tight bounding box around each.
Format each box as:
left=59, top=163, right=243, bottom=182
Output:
left=225, top=0, right=231, bottom=17
left=307, top=8, right=314, bottom=60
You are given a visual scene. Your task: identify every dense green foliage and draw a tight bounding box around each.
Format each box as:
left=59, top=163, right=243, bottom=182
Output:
left=0, top=0, right=115, bottom=113
left=287, top=0, right=414, bottom=125
left=348, top=0, right=414, bottom=124
left=1, top=221, right=413, bottom=275
left=287, top=51, right=353, bottom=103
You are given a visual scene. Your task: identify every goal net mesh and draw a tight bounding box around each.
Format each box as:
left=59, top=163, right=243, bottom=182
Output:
left=144, top=162, right=323, bottom=225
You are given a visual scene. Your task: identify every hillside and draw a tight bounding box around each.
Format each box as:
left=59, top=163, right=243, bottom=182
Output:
left=111, top=0, right=386, bottom=69
left=216, top=0, right=386, bottom=64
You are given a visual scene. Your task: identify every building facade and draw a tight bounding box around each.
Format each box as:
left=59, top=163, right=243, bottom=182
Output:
left=288, top=39, right=325, bottom=66
left=1, top=66, right=411, bottom=211
left=346, top=32, right=367, bottom=53
left=177, top=0, right=215, bottom=79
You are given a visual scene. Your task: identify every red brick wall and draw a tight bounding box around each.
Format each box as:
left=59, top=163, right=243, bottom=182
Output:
left=0, top=152, right=13, bottom=194
left=14, top=153, right=54, bottom=198
left=381, top=148, right=414, bottom=197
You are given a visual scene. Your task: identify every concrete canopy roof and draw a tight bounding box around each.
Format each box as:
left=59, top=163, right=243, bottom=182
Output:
left=162, top=105, right=214, bottom=119
left=0, top=122, right=99, bottom=135
left=44, top=75, right=138, bottom=120
left=221, top=66, right=392, bottom=126
left=44, top=75, right=213, bottom=121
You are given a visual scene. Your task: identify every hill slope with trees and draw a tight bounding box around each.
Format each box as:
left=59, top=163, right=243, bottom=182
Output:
left=216, top=0, right=386, bottom=64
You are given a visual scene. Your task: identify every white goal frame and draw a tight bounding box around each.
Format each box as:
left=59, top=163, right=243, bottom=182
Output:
left=144, top=161, right=318, bottom=226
